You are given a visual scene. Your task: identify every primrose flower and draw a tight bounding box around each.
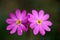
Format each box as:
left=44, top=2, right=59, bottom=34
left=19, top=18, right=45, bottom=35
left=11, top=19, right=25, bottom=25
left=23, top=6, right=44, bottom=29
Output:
left=6, top=9, right=28, bottom=36
left=28, top=10, right=52, bottom=35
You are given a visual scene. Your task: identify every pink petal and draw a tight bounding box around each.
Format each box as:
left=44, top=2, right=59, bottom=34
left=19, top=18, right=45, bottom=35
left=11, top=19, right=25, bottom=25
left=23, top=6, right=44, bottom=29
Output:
left=43, top=21, right=52, bottom=26
left=22, top=17, right=28, bottom=23
left=10, top=25, right=17, bottom=34
left=20, top=24, right=27, bottom=32
left=30, top=23, right=37, bottom=29
left=28, top=13, right=38, bottom=23
left=21, top=10, right=26, bottom=17
left=6, top=18, right=15, bottom=24
left=6, top=23, right=16, bottom=30
left=9, top=13, right=17, bottom=21
left=42, top=24, right=51, bottom=31
left=27, top=13, right=32, bottom=18
left=39, top=25, right=45, bottom=35
left=16, top=9, right=21, bottom=19
left=28, top=18, right=36, bottom=23
left=33, top=27, right=39, bottom=35
left=17, top=26, right=23, bottom=36
left=28, top=14, right=37, bottom=23
left=32, top=10, right=38, bottom=18
left=42, top=14, right=49, bottom=20
left=39, top=10, right=44, bottom=19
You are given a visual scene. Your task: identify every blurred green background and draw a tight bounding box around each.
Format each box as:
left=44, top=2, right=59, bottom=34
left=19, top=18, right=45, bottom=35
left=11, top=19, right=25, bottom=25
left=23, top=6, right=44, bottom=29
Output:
left=0, top=0, right=60, bottom=40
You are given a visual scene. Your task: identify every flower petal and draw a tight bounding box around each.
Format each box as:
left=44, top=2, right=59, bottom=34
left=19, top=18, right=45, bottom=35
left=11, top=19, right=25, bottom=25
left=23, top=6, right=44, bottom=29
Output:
left=17, top=26, right=23, bottom=36
left=20, top=24, right=27, bottom=32
left=28, top=14, right=38, bottom=23
left=22, top=17, right=28, bottom=23
left=10, top=25, right=17, bottom=34
left=21, top=10, right=26, bottom=17
left=39, top=10, right=44, bottom=19
left=6, top=23, right=16, bottom=30
left=32, top=10, right=38, bottom=18
left=16, top=9, right=21, bottom=19
left=42, top=24, right=51, bottom=31
left=28, top=14, right=37, bottom=23
left=27, top=13, right=32, bottom=18
left=42, top=14, right=49, bottom=20
left=28, top=18, right=36, bottom=23
left=28, top=13, right=37, bottom=23
left=30, top=23, right=37, bottom=29
left=33, top=27, right=39, bottom=35
left=6, top=18, right=15, bottom=24
left=9, top=13, right=17, bottom=21
left=43, top=21, right=52, bottom=26
left=39, top=25, right=45, bottom=35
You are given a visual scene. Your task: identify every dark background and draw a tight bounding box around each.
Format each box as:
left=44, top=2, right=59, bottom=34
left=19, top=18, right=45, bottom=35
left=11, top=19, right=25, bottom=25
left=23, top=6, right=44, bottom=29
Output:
left=0, top=0, right=60, bottom=40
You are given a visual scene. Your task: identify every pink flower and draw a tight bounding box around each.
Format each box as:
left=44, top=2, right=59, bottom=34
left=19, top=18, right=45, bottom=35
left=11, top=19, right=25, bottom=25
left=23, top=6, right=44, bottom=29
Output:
left=28, top=10, right=52, bottom=36
left=6, top=9, right=28, bottom=36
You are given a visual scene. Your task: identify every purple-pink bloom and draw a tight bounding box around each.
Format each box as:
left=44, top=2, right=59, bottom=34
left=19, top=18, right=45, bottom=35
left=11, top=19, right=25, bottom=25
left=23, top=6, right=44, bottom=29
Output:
left=6, top=9, right=28, bottom=36
left=28, top=10, right=52, bottom=36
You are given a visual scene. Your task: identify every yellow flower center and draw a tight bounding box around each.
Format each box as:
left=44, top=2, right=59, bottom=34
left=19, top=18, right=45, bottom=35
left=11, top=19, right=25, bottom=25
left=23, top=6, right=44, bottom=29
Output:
left=16, top=20, right=21, bottom=25
left=37, top=20, right=42, bottom=24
